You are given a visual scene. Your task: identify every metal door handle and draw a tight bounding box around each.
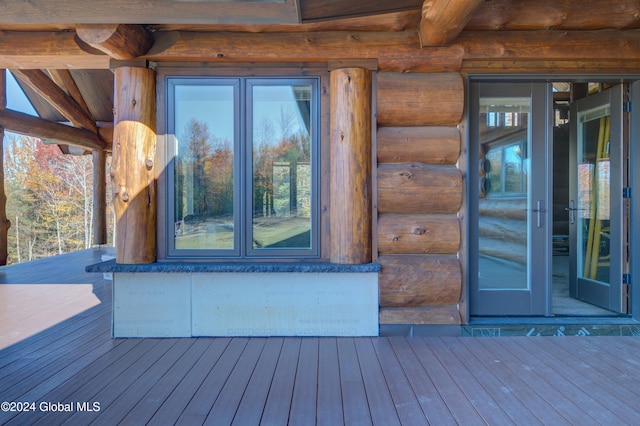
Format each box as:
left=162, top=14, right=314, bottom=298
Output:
left=533, top=200, right=546, bottom=228
left=565, top=200, right=576, bottom=225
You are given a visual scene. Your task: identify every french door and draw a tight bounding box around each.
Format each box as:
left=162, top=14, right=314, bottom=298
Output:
left=569, top=86, right=626, bottom=313
left=469, top=82, right=551, bottom=316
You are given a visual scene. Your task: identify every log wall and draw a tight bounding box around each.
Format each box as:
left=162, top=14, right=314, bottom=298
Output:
left=376, top=72, right=464, bottom=325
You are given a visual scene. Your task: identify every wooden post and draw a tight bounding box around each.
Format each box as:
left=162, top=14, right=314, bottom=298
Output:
left=0, top=69, right=10, bottom=265
left=92, top=149, right=107, bottom=245
left=112, top=66, right=156, bottom=264
left=329, top=67, right=372, bottom=264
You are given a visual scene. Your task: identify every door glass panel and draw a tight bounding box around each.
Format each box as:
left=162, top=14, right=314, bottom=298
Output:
left=479, top=97, right=531, bottom=290
left=577, top=105, right=611, bottom=284
left=251, top=84, right=313, bottom=250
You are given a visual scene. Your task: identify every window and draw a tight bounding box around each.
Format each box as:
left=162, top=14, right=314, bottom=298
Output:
left=485, top=139, right=528, bottom=198
left=167, top=77, right=320, bottom=258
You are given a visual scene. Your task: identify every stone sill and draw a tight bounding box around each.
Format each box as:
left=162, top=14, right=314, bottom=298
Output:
left=87, top=260, right=381, bottom=274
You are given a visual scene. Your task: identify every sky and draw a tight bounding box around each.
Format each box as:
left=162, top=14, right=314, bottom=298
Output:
left=5, top=71, right=37, bottom=116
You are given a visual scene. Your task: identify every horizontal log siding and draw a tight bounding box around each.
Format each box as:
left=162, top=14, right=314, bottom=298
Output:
left=376, top=72, right=464, bottom=325
left=377, top=73, right=463, bottom=127
left=378, top=255, right=461, bottom=307
left=377, top=163, right=462, bottom=214
left=377, top=214, right=460, bottom=255
left=377, top=126, right=460, bottom=164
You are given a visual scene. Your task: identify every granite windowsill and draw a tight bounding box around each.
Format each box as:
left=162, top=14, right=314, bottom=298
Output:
left=86, top=260, right=381, bottom=274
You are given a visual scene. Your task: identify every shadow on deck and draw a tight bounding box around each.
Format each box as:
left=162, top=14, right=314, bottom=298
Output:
left=1, top=249, right=640, bottom=424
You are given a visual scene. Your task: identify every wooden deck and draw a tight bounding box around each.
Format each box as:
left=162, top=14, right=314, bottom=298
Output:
left=1, top=249, right=640, bottom=425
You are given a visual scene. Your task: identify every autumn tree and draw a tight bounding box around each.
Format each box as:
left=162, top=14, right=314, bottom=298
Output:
left=4, top=135, right=112, bottom=264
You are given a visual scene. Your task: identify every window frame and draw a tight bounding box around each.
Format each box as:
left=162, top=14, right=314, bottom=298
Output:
left=162, top=71, right=322, bottom=260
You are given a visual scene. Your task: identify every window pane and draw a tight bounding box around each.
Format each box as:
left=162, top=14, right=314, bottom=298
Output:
left=504, top=143, right=524, bottom=193
left=173, top=84, right=235, bottom=250
left=251, top=84, right=312, bottom=249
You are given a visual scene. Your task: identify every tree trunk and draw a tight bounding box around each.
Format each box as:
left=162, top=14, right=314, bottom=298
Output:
left=0, top=69, right=10, bottom=265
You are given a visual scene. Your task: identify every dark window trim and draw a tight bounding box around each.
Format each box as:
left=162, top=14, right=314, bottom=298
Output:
left=162, top=71, right=322, bottom=260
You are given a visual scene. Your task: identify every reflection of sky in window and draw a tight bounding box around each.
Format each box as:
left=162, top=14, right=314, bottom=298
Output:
left=174, top=84, right=309, bottom=152
left=175, top=85, right=235, bottom=151
left=174, top=84, right=310, bottom=152
left=253, top=86, right=309, bottom=143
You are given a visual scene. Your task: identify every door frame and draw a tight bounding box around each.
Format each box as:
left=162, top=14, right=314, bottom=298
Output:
left=466, top=75, right=640, bottom=321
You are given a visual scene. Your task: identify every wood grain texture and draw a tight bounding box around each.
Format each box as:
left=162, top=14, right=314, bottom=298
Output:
left=379, top=306, right=461, bottom=324
left=92, top=150, right=107, bottom=246
left=378, top=214, right=460, bottom=255
left=467, top=0, right=640, bottom=31
left=377, top=72, right=464, bottom=126
left=11, top=69, right=97, bottom=132
left=0, top=108, right=105, bottom=150
left=112, top=66, right=156, bottom=264
left=419, top=0, right=484, bottom=46
left=76, top=24, right=155, bottom=60
left=329, top=67, right=372, bottom=264
left=0, top=0, right=300, bottom=25
left=379, top=254, right=461, bottom=307
left=378, top=163, right=462, bottom=214
left=377, top=126, right=460, bottom=165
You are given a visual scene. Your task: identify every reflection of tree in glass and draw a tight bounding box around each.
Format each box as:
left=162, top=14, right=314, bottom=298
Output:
left=253, top=122, right=310, bottom=220
left=176, top=118, right=234, bottom=224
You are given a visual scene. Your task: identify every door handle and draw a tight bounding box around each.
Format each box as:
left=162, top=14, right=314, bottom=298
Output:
left=533, top=200, right=546, bottom=228
left=565, top=200, right=577, bottom=225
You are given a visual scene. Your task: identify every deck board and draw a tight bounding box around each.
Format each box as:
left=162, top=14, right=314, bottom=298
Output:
left=232, top=337, right=283, bottom=426
left=1, top=249, right=640, bottom=425
left=316, top=338, right=343, bottom=426
left=289, top=337, right=319, bottom=426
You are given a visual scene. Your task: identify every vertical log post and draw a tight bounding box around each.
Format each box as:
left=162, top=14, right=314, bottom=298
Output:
left=0, top=70, right=10, bottom=265
left=329, top=67, right=373, bottom=264
left=111, top=66, right=156, bottom=264
left=92, top=149, right=107, bottom=245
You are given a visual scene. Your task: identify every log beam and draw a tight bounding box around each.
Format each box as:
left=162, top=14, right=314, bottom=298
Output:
left=0, top=70, right=10, bottom=266
left=92, top=150, right=107, bottom=246
left=378, top=163, right=463, bottom=214
left=76, top=25, right=155, bottom=60
left=0, top=108, right=105, bottom=150
left=378, top=214, right=460, bottom=255
left=11, top=69, right=97, bottom=133
left=112, top=66, right=157, bottom=264
left=0, top=31, right=110, bottom=69
left=47, top=69, right=94, bottom=120
left=419, top=0, right=484, bottom=47
left=4, top=30, right=640, bottom=73
left=377, top=73, right=464, bottom=127
left=377, top=126, right=461, bottom=165
left=330, top=67, right=372, bottom=264
left=380, top=306, right=461, bottom=325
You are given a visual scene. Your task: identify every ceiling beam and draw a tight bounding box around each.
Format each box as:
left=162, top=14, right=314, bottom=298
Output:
left=76, top=25, right=155, bottom=60
left=11, top=69, right=97, bottom=133
left=3, top=29, right=640, bottom=73
left=0, top=108, right=105, bottom=151
left=467, top=0, right=640, bottom=31
left=0, top=31, right=110, bottom=69
left=0, top=0, right=301, bottom=25
left=419, top=0, right=485, bottom=47
left=47, top=69, right=94, bottom=121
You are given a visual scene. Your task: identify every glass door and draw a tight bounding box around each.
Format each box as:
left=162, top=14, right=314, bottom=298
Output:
left=470, top=83, right=551, bottom=316
left=569, top=86, right=626, bottom=313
